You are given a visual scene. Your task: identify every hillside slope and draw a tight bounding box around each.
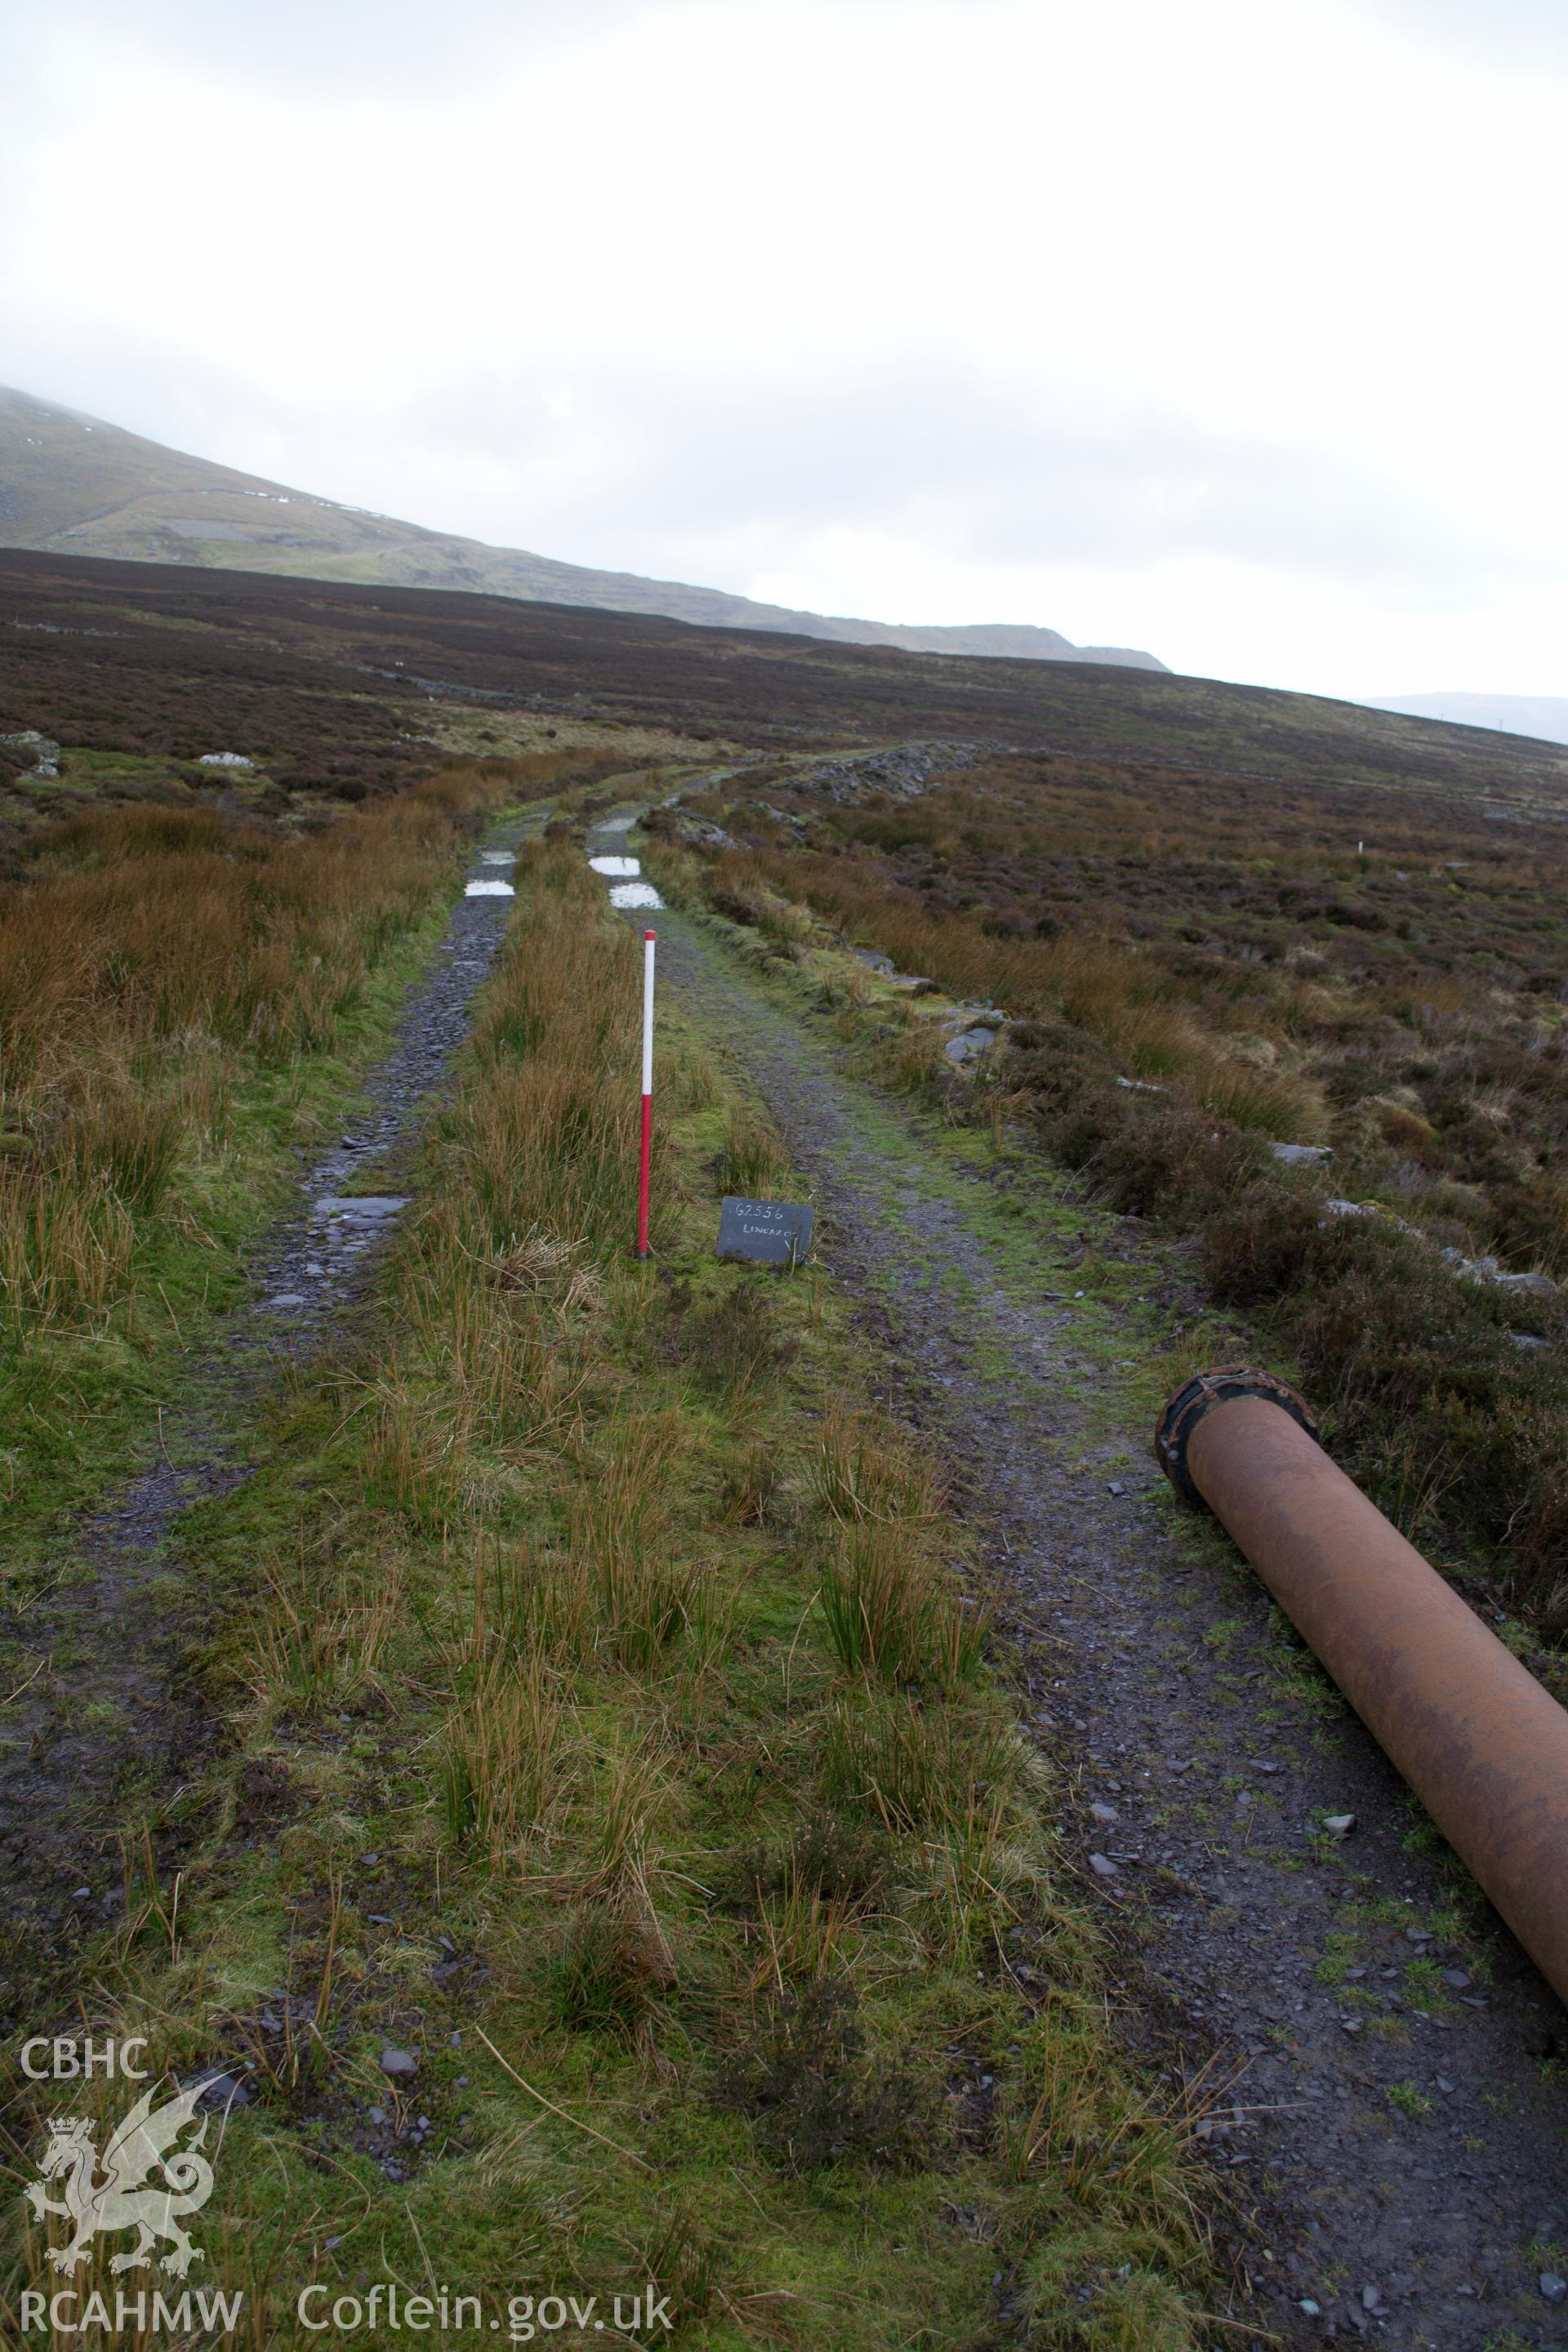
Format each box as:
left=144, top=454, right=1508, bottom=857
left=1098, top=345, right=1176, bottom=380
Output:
left=0, top=385, right=1165, bottom=668
left=1369, top=688, right=1568, bottom=746
left=5, top=549, right=1568, bottom=825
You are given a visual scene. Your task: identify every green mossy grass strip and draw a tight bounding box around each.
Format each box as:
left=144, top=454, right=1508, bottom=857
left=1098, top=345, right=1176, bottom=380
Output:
left=2, top=842, right=1220, bottom=2347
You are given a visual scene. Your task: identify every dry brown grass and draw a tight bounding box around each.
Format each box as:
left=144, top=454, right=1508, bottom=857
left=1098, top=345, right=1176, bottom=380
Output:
left=457, top=837, right=653, bottom=1257
left=813, top=1405, right=945, bottom=1528
left=700, top=848, right=1328, bottom=1143
left=66, top=828, right=1218, bottom=2350
left=670, top=756, right=1568, bottom=1620
left=0, top=762, right=536, bottom=1335
left=443, top=1649, right=567, bottom=1869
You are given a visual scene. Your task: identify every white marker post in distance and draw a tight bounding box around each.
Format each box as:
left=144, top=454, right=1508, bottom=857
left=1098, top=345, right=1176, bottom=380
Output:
left=636, top=928, right=656, bottom=1257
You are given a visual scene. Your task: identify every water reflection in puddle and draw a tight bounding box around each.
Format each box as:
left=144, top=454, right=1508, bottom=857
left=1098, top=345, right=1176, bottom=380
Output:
left=465, top=879, right=515, bottom=897
left=609, top=880, right=664, bottom=909
left=315, top=1195, right=411, bottom=1222
left=589, top=855, right=640, bottom=877
left=479, top=850, right=514, bottom=866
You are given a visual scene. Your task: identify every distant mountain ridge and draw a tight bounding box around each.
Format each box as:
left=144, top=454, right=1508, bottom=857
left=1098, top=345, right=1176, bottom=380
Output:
left=1366, top=691, right=1568, bottom=749
left=0, top=385, right=1165, bottom=670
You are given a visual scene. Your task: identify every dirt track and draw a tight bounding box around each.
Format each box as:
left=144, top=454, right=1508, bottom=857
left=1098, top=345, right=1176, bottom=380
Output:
left=0, top=819, right=541, bottom=2020
left=652, top=897, right=1568, bottom=2352
left=8, top=817, right=1566, bottom=2341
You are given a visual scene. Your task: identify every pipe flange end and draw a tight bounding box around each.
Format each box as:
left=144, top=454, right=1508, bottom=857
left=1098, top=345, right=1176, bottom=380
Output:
left=1154, top=1365, right=1320, bottom=1505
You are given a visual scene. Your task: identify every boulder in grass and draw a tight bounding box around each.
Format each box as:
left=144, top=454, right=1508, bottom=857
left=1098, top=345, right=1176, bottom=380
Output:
left=1269, top=1143, right=1332, bottom=1165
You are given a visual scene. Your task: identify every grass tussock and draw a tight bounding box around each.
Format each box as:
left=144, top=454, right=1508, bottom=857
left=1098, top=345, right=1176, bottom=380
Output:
left=10, top=848, right=1220, bottom=2348
left=0, top=755, right=612, bottom=1577
left=0, top=755, right=608, bottom=1317
left=650, top=757, right=1568, bottom=1626
left=460, top=837, right=664, bottom=1256
left=442, top=1651, right=565, bottom=1867
left=712, top=1102, right=793, bottom=1199
left=817, top=1522, right=985, bottom=1690
left=813, top=1402, right=945, bottom=1526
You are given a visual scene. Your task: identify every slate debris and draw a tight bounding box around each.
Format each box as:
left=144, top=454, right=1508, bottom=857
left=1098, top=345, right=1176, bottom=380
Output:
left=190, top=2069, right=256, bottom=2111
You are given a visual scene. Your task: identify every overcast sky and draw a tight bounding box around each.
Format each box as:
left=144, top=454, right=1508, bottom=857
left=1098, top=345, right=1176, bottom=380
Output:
left=2, top=0, right=1563, bottom=700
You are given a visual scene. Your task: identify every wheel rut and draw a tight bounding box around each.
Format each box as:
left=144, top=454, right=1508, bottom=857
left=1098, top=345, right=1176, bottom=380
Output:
left=0, top=814, right=544, bottom=2016
left=653, top=901, right=1568, bottom=2352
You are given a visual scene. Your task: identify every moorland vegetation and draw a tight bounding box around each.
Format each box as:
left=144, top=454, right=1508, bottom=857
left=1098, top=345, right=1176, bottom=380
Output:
left=2, top=829, right=1221, bottom=2350
left=7, top=550, right=1568, bottom=2340
left=648, top=751, right=1568, bottom=1645
left=6, top=547, right=1567, bottom=795
left=0, top=745, right=619, bottom=1558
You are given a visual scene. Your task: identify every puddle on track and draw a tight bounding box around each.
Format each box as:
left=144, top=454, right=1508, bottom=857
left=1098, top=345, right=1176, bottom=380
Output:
left=465, top=879, right=515, bottom=897
left=584, top=810, right=666, bottom=911
left=0, top=814, right=542, bottom=2006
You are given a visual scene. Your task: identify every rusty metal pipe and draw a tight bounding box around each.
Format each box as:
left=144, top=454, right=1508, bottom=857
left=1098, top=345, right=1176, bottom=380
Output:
left=1156, top=1367, right=1568, bottom=2009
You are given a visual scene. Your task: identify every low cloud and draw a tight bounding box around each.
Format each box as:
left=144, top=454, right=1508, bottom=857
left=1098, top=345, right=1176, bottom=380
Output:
left=550, top=380, right=1516, bottom=586
left=1, top=0, right=1564, bottom=698
left=1348, top=0, right=1568, bottom=67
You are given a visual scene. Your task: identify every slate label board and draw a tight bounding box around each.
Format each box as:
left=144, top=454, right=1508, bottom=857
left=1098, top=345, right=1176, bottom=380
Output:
left=717, top=1196, right=815, bottom=1265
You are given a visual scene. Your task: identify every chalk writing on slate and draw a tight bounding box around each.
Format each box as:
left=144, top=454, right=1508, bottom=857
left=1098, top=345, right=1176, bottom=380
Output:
left=717, top=1196, right=815, bottom=1265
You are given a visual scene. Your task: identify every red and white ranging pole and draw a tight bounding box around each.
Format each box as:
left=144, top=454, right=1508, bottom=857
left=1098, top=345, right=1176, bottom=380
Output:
left=636, top=928, right=656, bottom=1258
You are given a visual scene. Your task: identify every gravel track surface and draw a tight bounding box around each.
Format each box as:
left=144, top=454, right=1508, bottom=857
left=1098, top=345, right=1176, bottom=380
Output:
left=651, top=897, right=1568, bottom=2352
